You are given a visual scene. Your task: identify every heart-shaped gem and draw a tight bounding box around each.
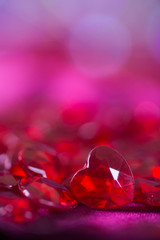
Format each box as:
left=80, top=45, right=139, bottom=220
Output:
left=70, top=146, right=134, bottom=209
left=19, top=177, right=77, bottom=210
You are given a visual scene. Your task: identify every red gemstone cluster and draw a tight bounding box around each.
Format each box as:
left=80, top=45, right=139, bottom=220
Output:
left=0, top=104, right=160, bottom=223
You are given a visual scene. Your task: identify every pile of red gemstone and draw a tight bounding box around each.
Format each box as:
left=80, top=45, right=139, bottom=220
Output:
left=0, top=103, right=160, bottom=224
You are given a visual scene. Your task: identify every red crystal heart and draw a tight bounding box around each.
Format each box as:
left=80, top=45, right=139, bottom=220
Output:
left=135, top=178, right=160, bottom=206
left=19, top=177, right=77, bottom=210
left=70, top=146, right=134, bottom=209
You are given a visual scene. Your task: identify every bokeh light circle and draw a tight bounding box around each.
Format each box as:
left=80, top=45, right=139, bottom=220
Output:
left=68, top=15, right=132, bottom=78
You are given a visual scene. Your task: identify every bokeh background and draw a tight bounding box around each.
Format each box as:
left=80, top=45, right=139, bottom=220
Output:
left=0, top=0, right=159, bottom=116
left=0, top=2, right=160, bottom=240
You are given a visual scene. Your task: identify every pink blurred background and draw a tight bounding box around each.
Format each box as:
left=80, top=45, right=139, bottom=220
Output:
left=0, top=0, right=159, bottom=116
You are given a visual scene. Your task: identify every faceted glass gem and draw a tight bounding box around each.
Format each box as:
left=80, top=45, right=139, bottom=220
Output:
left=19, top=177, right=77, bottom=210
left=0, top=171, right=18, bottom=189
left=135, top=178, right=160, bottom=206
left=70, top=146, right=134, bottom=209
left=0, top=191, right=36, bottom=223
left=18, top=145, right=64, bottom=183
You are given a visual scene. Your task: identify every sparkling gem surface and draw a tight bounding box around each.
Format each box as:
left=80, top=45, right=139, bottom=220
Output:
left=19, top=177, right=77, bottom=210
left=70, top=146, right=134, bottom=209
left=18, top=145, right=64, bottom=182
left=135, top=178, right=160, bottom=206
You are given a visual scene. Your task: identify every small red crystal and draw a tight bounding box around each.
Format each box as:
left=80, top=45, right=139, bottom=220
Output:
left=0, top=171, right=18, bottom=189
left=70, top=146, right=134, bottom=209
left=18, top=145, right=64, bottom=182
left=135, top=178, right=160, bottom=206
left=19, top=177, right=77, bottom=210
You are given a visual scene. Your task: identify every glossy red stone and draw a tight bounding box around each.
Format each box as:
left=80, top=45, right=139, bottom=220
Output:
left=135, top=178, right=160, bottom=206
left=18, top=145, right=64, bottom=183
left=0, top=171, right=18, bottom=189
left=70, top=146, right=134, bottom=209
left=19, top=177, right=77, bottom=210
left=0, top=191, right=36, bottom=223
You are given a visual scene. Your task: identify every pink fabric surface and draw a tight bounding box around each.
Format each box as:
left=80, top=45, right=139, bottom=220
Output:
left=1, top=203, right=160, bottom=240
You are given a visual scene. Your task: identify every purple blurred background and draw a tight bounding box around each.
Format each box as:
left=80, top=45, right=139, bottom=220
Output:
left=0, top=0, right=159, bottom=116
